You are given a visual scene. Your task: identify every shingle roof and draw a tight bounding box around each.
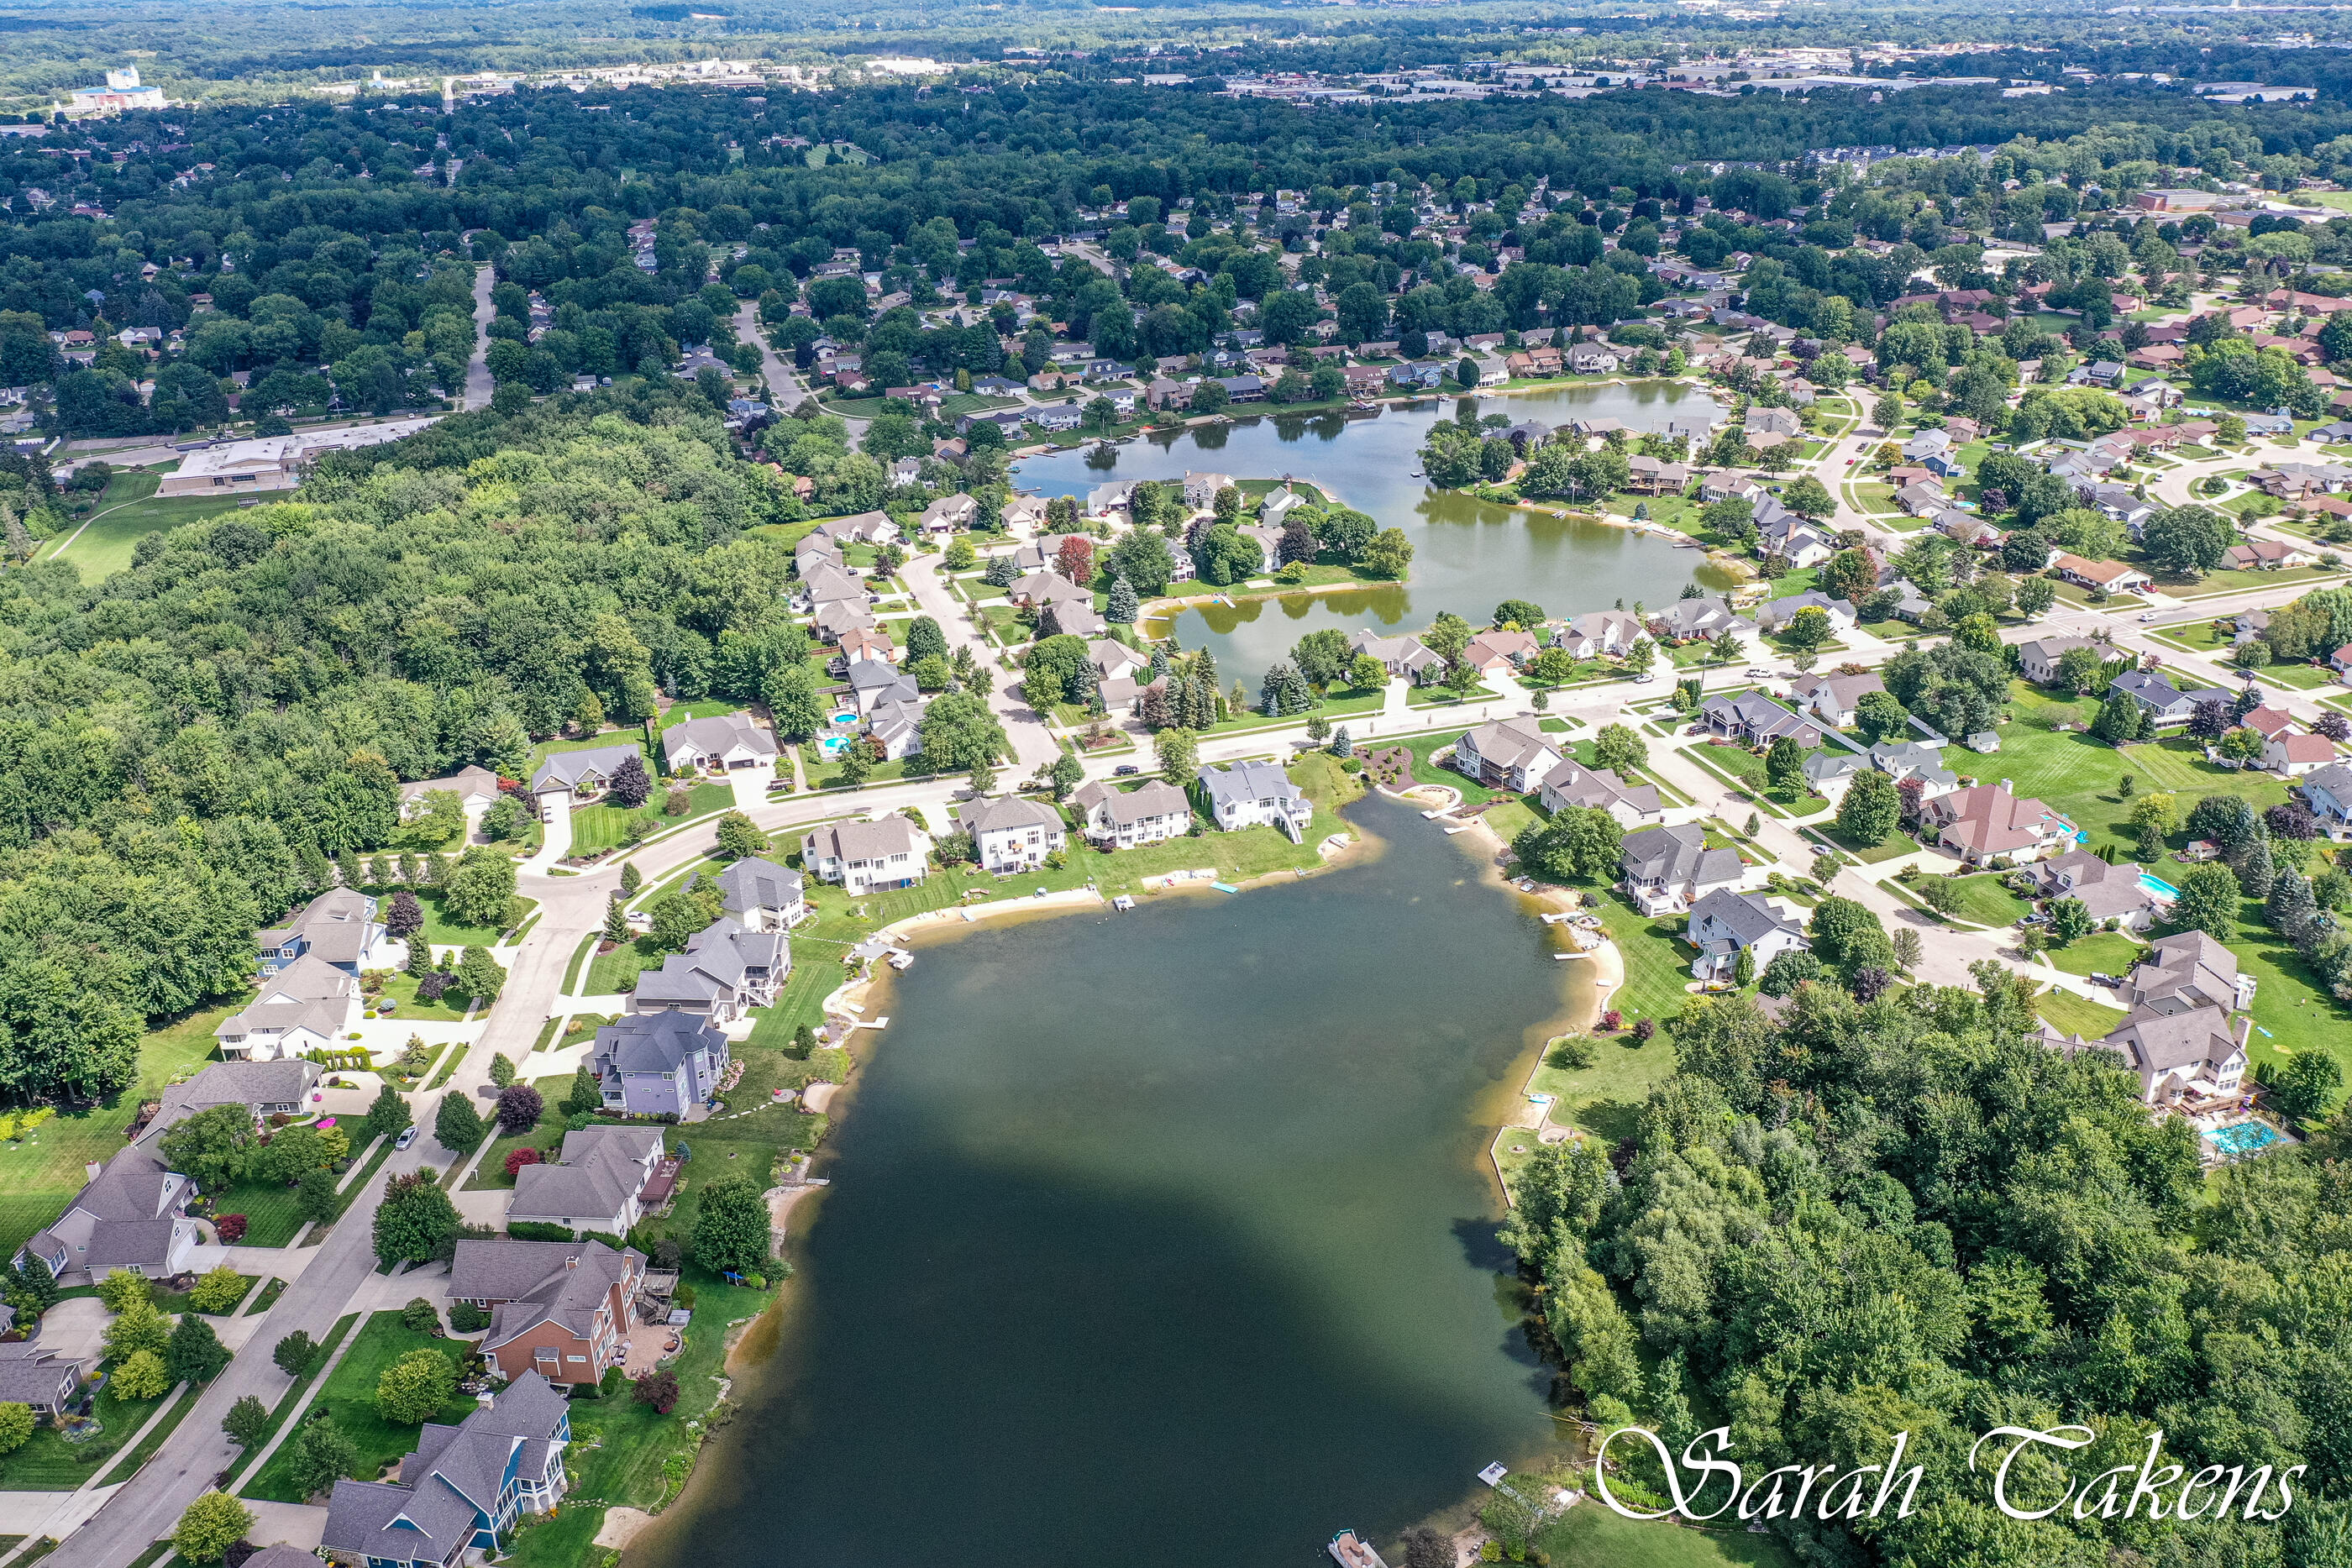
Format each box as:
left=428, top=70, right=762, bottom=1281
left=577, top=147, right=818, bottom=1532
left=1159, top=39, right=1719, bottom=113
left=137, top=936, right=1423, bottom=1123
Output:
left=1458, top=719, right=1558, bottom=774
left=1196, top=761, right=1305, bottom=811
left=632, top=918, right=786, bottom=1009
left=803, top=816, right=924, bottom=865
left=453, top=1239, right=644, bottom=1350
left=1072, top=779, right=1189, bottom=828
left=661, top=711, right=778, bottom=767
left=699, top=856, right=801, bottom=915
left=591, top=1012, right=726, bottom=1078
left=507, top=1127, right=664, bottom=1227
left=530, top=744, right=643, bottom=793
left=144, top=1060, right=321, bottom=1141
left=954, top=794, right=1067, bottom=836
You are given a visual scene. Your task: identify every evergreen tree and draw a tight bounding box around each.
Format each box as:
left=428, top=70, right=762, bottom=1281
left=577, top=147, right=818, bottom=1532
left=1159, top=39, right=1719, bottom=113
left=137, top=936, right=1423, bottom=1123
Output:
left=433, top=1092, right=487, bottom=1155
left=1105, top=575, right=1138, bottom=624
left=165, top=1310, right=232, bottom=1384
left=603, top=895, right=631, bottom=944
left=2268, top=867, right=2319, bottom=946
left=1329, top=726, right=1353, bottom=758
left=618, top=861, right=643, bottom=898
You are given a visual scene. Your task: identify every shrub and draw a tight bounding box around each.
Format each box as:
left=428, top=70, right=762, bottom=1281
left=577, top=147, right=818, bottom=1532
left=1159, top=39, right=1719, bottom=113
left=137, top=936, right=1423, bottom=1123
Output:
left=375, top=1346, right=458, bottom=1424
left=449, top=1301, right=491, bottom=1332
left=401, top=1297, right=441, bottom=1334
left=633, top=1368, right=680, bottom=1413
left=188, top=1264, right=248, bottom=1314
left=0, top=1402, right=33, bottom=1455
left=214, top=1214, right=248, bottom=1244
left=170, top=1492, right=254, bottom=1565
left=97, top=1271, right=151, bottom=1313
left=113, top=1347, right=171, bottom=1400
left=505, top=1146, right=543, bottom=1178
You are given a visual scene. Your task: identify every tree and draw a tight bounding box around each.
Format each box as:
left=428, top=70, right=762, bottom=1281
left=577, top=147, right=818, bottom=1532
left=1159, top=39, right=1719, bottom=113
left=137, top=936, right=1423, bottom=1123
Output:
left=496, top=1083, right=544, bottom=1135
left=166, top=1311, right=233, bottom=1385
left=0, top=1403, right=33, bottom=1457
left=1155, top=726, right=1200, bottom=788
left=2046, top=896, right=2095, bottom=946
left=114, top=1348, right=171, bottom=1400
left=2092, top=690, right=2149, bottom=744
left=1834, top=768, right=1900, bottom=846
left=365, top=1081, right=412, bottom=1141
left=1360, top=527, right=1414, bottom=579
left=297, top=1167, right=340, bottom=1225
left=443, top=848, right=517, bottom=930
left=1807, top=897, right=1888, bottom=971
left=454, top=945, right=505, bottom=1002
left=1347, top=653, right=1389, bottom=691
left=2274, top=1049, right=2344, bottom=1124
left=170, top=1492, right=254, bottom=1565
left=1105, top=575, right=1139, bottom=624
left=633, top=1367, right=682, bottom=1414
left=1854, top=690, right=1910, bottom=743
left=189, top=1264, right=248, bottom=1315
left=2014, top=576, right=2058, bottom=620
left=603, top=894, right=631, bottom=945
left=2053, top=643, right=2108, bottom=695
left=2129, top=791, right=2180, bottom=853
left=1780, top=606, right=1835, bottom=652
left=1884, top=642, right=2011, bottom=742
left=386, top=889, right=424, bottom=942
left=1758, top=950, right=1824, bottom=996
left=373, top=1171, right=462, bottom=1266
left=273, top=1330, right=318, bottom=1379
left=917, top=691, right=1007, bottom=773
left=1494, top=599, right=1546, bottom=631
left=715, top=811, right=769, bottom=860
left=160, top=1104, right=256, bottom=1192
left=1592, top=722, right=1646, bottom=775
left=608, top=753, right=653, bottom=809
left=1764, top=735, right=1805, bottom=792
left=1512, top=808, right=1623, bottom=884
left=487, top=1052, right=517, bottom=1089
left=376, top=1346, right=459, bottom=1424
left=1782, top=475, right=1835, bottom=519
left=2170, top=861, right=2242, bottom=940
left=434, top=1093, right=487, bottom=1154
left=693, top=1172, right=774, bottom=1276
left=2142, top=505, right=2236, bottom=578
left=104, top=1297, right=171, bottom=1366
left=904, top=616, right=948, bottom=664
left=288, top=1415, right=359, bottom=1499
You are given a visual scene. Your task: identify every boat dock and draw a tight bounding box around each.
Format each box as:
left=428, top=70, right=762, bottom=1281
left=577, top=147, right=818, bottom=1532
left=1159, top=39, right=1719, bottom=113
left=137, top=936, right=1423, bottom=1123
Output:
left=1328, top=1531, right=1390, bottom=1568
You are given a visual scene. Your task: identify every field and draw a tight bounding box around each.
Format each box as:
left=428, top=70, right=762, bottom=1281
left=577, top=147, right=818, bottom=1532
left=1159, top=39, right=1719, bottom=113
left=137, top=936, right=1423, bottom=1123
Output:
left=1995, top=684, right=2291, bottom=854
left=243, top=1309, right=482, bottom=1503
left=46, top=473, right=253, bottom=580
left=1534, top=1503, right=1798, bottom=1568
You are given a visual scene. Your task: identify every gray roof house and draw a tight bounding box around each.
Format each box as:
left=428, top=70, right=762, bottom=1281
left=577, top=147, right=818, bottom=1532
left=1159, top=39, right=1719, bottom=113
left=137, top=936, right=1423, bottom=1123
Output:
left=2100, top=1006, right=2250, bottom=1108
left=1071, top=779, right=1192, bottom=847
left=2301, top=761, right=2352, bottom=825
left=802, top=816, right=932, bottom=894
left=1685, top=889, right=1809, bottom=981
left=255, top=889, right=388, bottom=978
left=1557, top=609, right=1646, bottom=659
left=398, top=765, right=501, bottom=817
left=454, top=1240, right=648, bottom=1387
left=214, top=952, right=360, bottom=1062
left=144, top=1059, right=322, bottom=1141
left=2123, top=930, right=2256, bottom=1015
left=1755, top=590, right=1858, bottom=632
left=1348, top=628, right=1444, bottom=684
left=591, top=1013, right=731, bottom=1118
left=1452, top=720, right=1565, bottom=792
left=323, top=1371, right=572, bottom=1565
left=631, top=918, right=788, bottom=1026
left=0, top=1347, right=84, bottom=1417
left=1619, top=824, right=1745, bottom=916
left=16, top=1145, right=199, bottom=1282
left=528, top=743, right=643, bottom=800
left=1650, top=596, right=1755, bottom=642
left=508, top=1126, right=669, bottom=1237
left=1197, top=762, right=1313, bottom=842
left=2019, top=635, right=2103, bottom=686
left=1537, top=762, right=1664, bottom=827
left=688, top=857, right=803, bottom=931
left=1790, top=672, right=1885, bottom=729
left=2034, top=849, right=2171, bottom=931
left=660, top=711, right=779, bottom=774
left=954, top=794, right=1068, bottom=874
left=2109, top=669, right=2234, bottom=727
left=1698, top=691, right=1827, bottom=749
left=846, top=658, right=921, bottom=717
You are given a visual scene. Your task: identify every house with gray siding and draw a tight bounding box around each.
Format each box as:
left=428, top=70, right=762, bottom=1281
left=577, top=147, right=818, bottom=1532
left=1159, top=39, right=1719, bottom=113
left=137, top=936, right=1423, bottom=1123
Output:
left=591, top=1013, right=731, bottom=1118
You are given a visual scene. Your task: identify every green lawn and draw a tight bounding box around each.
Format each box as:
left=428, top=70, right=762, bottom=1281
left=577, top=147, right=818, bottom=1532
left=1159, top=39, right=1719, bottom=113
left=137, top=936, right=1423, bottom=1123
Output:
left=1535, top=1502, right=1798, bottom=1568
left=2042, top=930, right=2145, bottom=978
left=206, top=1177, right=317, bottom=1249
left=570, top=781, right=733, bottom=857
left=461, top=1078, right=577, bottom=1191
left=1994, top=685, right=2290, bottom=854
left=0, top=1377, right=176, bottom=1491
left=0, top=1003, right=228, bottom=1261
left=243, top=1310, right=481, bottom=1502
left=228, top=1311, right=357, bottom=1487
left=1933, top=872, right=2034, bottom=929
left=1511, top=892, right=1700, bottom=1151
left=1811, top=823, right=1922, bottom=865
left=2036, top=987, right=2130, bottom=1041
left=2229, top=903, right=2352, bottom=1096
left=49, top=476, right=253, bottom=580
left=412, top=887, right=522, bottom=949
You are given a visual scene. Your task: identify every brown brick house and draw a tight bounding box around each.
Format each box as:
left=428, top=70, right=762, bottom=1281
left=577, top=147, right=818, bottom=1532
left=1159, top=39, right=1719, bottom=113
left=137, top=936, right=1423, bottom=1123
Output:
left=449, top=1240, right=644, bottom=1388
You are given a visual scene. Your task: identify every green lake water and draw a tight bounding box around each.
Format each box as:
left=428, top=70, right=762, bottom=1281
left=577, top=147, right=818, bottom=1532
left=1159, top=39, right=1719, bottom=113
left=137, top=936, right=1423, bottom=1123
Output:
left=630, top=794, right=1588, bottom=1567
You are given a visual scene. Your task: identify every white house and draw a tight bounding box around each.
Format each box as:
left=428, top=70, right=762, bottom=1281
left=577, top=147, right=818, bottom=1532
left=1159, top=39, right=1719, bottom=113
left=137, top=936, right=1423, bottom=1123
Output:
left=802, top=816, right=932, bottom=893
left=1452, top=719, right=1563, bottom=792
left=661, top=711, right=780, bottom=775
left=1071, top=779, right=1192, bottom=847
left=955, top=795, right=1068, bottom=873
left=1684, top=889, right=1809, bottom=982
left=1196, top=761, right=1313, bottom=841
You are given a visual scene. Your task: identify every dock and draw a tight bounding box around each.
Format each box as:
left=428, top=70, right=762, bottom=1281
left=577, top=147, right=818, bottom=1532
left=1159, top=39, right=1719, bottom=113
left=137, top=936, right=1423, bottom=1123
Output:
left=1328, top=1531, right=1390, bottom=1568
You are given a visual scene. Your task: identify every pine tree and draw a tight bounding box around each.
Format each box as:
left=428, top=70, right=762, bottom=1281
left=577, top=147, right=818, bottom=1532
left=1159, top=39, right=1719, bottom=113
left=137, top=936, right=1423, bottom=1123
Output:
left=603, top=895, right=630, bottom=944
left=1105, top=574, right=1138, bottom=624
left=1329, top=726, right=1352, bottom=758
left=619, top=861, right=643, bottom=897
left=336, top=847, right=363, bottom=889
left=2268, top=867, right=2319, bottom=945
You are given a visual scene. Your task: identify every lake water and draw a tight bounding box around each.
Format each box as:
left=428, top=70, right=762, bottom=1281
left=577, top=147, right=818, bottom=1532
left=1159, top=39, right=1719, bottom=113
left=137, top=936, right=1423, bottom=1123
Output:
left=630, top=795, right=1587, bottom=1568
left=1011, top=381, right=1736, bottom=677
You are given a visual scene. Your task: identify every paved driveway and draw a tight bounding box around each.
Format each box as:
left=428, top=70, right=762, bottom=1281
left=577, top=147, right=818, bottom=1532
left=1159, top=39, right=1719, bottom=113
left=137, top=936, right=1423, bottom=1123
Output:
left=33, top=1298, right=108, bottom=1366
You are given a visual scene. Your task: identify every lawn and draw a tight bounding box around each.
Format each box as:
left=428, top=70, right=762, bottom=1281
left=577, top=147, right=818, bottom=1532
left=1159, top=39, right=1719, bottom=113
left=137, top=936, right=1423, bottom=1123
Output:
left=1810, top=823, right=1922, bottom=865
left=0, top=1378, right=177, bottom=1491
left=2036, top=987, right=2130, bottom=1040
left=1513, top=892, right=1700, bottom=1149
left=1534, top=1502, right=1798, bottom=1568
left=228, top=1310, right=357, bottom=1487
left=2228, top=902, right=2352, bottom=1093
left=243, top=1309, right=482, bottom=1503
left=570, top=781, right=733, bottom=857
left=1930, top=871, right=2034, bottom=929
left=412, top=887, right=524, bottom=949
left=0, top=1003, right=227, bottom=1261
left=461, top=1078, right=578, bottom=1190
left=49, top=478, right=253, bottom=581
left=2042, top=929, right=2145, bottom=978
left=206, top=1175, right=318, bottom=1249
left=1994, top=685, right=2290, bottom=853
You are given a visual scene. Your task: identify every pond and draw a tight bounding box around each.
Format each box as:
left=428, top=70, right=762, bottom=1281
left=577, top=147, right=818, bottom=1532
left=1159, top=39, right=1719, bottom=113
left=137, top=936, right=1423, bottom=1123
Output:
left=628, top=795, right=1588, bottom=1568
left=1011, top=380, right=1737, bottom=676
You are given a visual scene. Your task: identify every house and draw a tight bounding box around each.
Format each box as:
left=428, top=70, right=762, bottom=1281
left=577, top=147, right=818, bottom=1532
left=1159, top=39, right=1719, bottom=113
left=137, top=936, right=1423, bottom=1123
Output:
left=955, top=795, right=1068, bottom=873
left=2267, top=730, right=2341, bottom=776
left=322, top=1371, right=574, bottom=1567
left=1537, top=762, right=1663, bottom=826
left=1685, top=889, right=1809, bottom=982
left=1567, top=346, right=1620, bottom=375
left=2223, top=538, right=2316, bottom=571
left=865, top=697, right=927, bottom=763
left=660, top=712, right=778, bottom=775
left=846, top=660, right=921, bottom=718
left=399, top=766, right=501, bottom=823
left=2110, top=669, right=2234, bottom=728
left=1755, top=591, right=1857, bottom=633
left=1007, top=570, right=1094, bottom=609
left=1260, top=488, right=1310, bottom=528
left=630, top=919, right=788, bottom=1025
left=917, top=493, right=979, bottom=534
left=1452, top=720, right=1563, bottom=792
left=1895, top=480, right=1949, bottom=516
left=1790, top=672, right=1885, bottom=729
left=2124, top=928, right=2258, bottom=1014
left=1762, top=520, right=1836, bottom=569
left=690, top=857, right=804, bottom=931
left=1071, top=779, right=1192, bottom=847
left=589, top=1012, right=729, bottom=1120
left=453, top=1240, right=647, bottom=1387
left=0, top=1348, right=84, bottom=1419
left=1196, top=762, right=1314, bottom=842
left=255, top=889, right=392, bottom=978
left=2054, top=553, right=2154, bottom=595
left=2301, top=761, right=2352, bottom=826
left=214, top=953, right=360, bottom=1062
left=1625, top=456, right=1691, bottom=495
left=802, top=816, right=932, bottom=894
left=1348, top=628, right=1445, bottom=684
left=799, top=560, right=869, bottom=612
left=1558, top=610, right=1646, bottom=658
left=1619, top=824, right=1746, bottom=916
left=528, top=745, right=643, bottom=808
left=1901, top=427, right=1950, bottom=462
left=507, top=1125, right=669, bottom=1236
left=2033, top=849, right=2170, bottom=931
left=2019, top=635, right=2103, bottom=686
left=810, top=511, right=898, bottom=548
left=1089, top=640, right=1149, bottom=685
left=1182, top=471, right=1236, bottom=511
left=837, top=626, right=895, bottom=668
left=1917, top=784, right=2077, bottom=866
left=144, top=1060, right=323, bottom=1141
left=14, top=1145, right=199, bottom=1282
left=1698, top=691, right=1827, bottom=749
left=1461, top=631, right=1539, bottom=674
left=1651, top=597, right=1754, bottom=642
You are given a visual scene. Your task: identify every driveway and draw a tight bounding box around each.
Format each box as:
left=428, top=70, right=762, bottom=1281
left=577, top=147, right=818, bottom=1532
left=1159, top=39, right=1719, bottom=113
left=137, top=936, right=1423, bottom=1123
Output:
left=32, top=1298, right=108, bottom=1366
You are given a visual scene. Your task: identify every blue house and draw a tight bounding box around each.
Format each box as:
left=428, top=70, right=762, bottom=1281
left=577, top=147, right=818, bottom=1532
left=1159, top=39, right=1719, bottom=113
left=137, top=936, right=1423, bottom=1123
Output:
left=323, top=1371, right=571, bottom=1567
left=255, top=889, right=386, bottom=979
left=590, top=1012, right=732, bottom=1118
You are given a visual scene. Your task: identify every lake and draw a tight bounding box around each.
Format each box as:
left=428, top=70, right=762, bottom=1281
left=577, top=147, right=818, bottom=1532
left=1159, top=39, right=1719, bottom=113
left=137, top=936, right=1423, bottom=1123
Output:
left=629, top=795, right=1588, bottom=1568
left=1011, top=380, right=1737, bottom=676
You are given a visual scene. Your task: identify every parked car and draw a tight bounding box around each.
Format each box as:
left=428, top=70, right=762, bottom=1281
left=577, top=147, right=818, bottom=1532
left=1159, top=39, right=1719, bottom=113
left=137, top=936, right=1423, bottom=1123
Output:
left=395, top=1125, right=417, bottom=1150
left=1113, top=763, right=1139, bottom=775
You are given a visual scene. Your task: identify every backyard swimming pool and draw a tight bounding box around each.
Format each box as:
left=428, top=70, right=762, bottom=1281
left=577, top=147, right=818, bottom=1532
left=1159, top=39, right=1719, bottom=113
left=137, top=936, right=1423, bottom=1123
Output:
left=830, top=710, right=858, bottom=726
left=2139, top=872, right=2181, bottom=899
left=818, top=735, right=851, bottom=758
left=2204, top=1122, right=2282, bottom=1157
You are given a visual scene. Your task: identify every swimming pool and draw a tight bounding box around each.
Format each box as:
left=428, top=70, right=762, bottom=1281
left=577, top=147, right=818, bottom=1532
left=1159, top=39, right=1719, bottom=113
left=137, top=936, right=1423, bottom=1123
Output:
left=2204, top=1122, right=2281, bottom=1157
left=830, top=711, right=858, bottom=726
left=2139, top=872, right=2181, bottom=899
left=817, top=735, right=850, bottom=758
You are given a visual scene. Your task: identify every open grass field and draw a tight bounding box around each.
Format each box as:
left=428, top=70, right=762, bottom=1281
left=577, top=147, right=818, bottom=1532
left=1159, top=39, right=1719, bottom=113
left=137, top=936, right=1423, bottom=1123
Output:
left=1996, top=684, right=2292, bottom=854
left=243, top=1310, right=481, bottom=1503
left=570, top=781, right=733, bottom=857
left=1535, top=1502, right=1798, bottom=1568
left=0, top=1003, right=227, bottom=1262
left=2042, top=930, right=2145, bottom=978
left=48, top=475, right=253, bottom=581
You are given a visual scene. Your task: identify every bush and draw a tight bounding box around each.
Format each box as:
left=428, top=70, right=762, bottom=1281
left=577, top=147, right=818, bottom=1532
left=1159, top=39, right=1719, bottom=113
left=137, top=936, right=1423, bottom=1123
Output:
left=449, top=1301, right=491, bottom=1332
left=400, top=1297, right=441, bottom=1335
left=495, top=1083, right=543, bottom=1135
left=633, top=1367, right=680, bottom=1413
left=98, top=1271, right=151, bottom=1313
left=113, top=1347, right=171, bottom=1400
left=188, top=1264, right=248, bottom=1314
left=0, top=1402, right=33, bottom=1455
left=170, top=1492, right=254, bottom=1565
left=505, top=1146, right=543, bottom=1178
left=375, top=1346, right=458, bottom=1424
left=214, top=1214, right=249, bottom=1243
left=1546, top=1036, right=1599, bottom=1070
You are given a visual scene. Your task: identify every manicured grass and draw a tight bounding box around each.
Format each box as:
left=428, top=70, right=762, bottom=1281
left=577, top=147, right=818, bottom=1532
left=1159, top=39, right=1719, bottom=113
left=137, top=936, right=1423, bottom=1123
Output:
left=1934, top=872, right=2034, bottom=929
left=2042, top=929, right=2146, bottom=978
left=50, top=480, right=252, bottom=579
left=570, top=781, right=733, bottom=857
left=1994, top=685, right=2291, bottom=853
left=0, top=1002, right=228, bottom=1262
left=207, top=1176, right=316, bottom=1249
left=0, top=1377, right=176, bottom=1491
left=1535, top=1501, right=1798, bottom=1568
left=461, top=1080, right=576, bottom=1191
left=1512, top=892, right=1702, bottom=1148
left=245, top=1277, right=289, bottom=1315
left=1811, top=823, right=1922, bottom=865
left=2228, top=902, right=2352, bottom=1094
left=243, top=1310, right=480, bottom=1502
left=586, top=936, right=668, bottom=997
left=412, top=887, right=518, bottom=949
left=2036, top=987, right=2130, bottom=1040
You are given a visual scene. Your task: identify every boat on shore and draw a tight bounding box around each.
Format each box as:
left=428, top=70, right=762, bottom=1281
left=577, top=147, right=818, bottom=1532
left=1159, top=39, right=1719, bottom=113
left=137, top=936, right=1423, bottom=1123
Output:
left=1329, top=1530, right=1391, bottom=1568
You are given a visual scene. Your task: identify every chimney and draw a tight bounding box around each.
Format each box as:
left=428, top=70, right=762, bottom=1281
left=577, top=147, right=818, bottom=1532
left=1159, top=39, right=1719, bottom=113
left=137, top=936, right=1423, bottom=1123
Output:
left=85, top=1162, right=102, bottom=1183
left=565, top=1254, right=578, bottom=1270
